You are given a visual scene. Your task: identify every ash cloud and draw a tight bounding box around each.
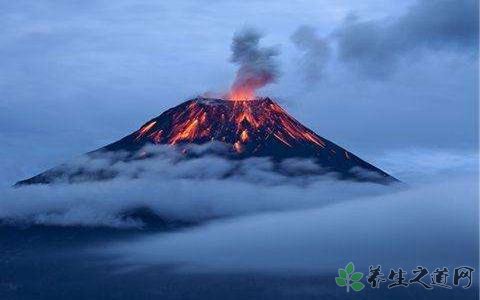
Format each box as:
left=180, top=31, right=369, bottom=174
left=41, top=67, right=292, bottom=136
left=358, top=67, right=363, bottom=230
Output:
left=229, top=28, right=280, bottom=97
left=293, top=0, right=478, bottom=79
left=290, top=26, right=331, bottom=83
left=337, top=0, right=478, bottom=78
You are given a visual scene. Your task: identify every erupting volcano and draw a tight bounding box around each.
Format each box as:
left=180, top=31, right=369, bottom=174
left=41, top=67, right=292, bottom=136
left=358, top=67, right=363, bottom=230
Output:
left=15, top=29, right=397, bottom=186
left=16, top=96, right=397, bottom=186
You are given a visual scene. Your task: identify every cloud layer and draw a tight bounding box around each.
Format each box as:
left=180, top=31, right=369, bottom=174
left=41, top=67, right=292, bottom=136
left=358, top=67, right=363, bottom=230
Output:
left=104, top=174, right=478, bottom=273
left=1, top=146, right=397, bottom=227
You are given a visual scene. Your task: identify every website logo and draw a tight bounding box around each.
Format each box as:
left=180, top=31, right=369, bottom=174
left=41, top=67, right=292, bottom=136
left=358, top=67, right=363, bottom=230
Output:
left=335, top=262, right=475, bottom=293
left=335, top=262, right=365, bottom=292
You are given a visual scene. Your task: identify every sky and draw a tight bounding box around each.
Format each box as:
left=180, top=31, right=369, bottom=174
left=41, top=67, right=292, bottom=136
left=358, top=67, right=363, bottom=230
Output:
left=0, top=0, right=478, bottom=186
left=0, top=0, right=478, bottom=283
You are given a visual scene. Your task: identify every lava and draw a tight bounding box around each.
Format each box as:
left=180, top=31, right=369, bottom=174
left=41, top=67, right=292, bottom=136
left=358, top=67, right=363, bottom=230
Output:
left=149, top=130, right=163, bottom=144
left=240, top=130, right=249, bottom=142
left=130, top=97, right=332, bottom=154
left=17, top=96, right=397, bottom=186
left=170, top=119, right=200, bottom=144
left=135, top=121, right=157, bottom=140
left=273, top=132, right=292, bottom=147
left=233, top=141, right=244, bottom=153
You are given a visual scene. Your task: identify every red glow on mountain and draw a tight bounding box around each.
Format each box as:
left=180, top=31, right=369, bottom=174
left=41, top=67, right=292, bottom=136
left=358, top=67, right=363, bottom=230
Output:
left=16, top=97, right=397, bottom=186
left=131, top=97, right=327, bottom=153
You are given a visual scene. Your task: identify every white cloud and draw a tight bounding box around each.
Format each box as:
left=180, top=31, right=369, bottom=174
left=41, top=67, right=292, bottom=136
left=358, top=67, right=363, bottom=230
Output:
left=103, top=174, right=478, bottom=273
left=1, top=147, right=397, bottom=227
left=373, top=148, right=478, bottom=182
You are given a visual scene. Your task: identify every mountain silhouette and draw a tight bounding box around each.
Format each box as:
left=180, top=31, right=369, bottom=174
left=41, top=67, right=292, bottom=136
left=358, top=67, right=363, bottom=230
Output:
left=16, top=97, right=397, bottom=185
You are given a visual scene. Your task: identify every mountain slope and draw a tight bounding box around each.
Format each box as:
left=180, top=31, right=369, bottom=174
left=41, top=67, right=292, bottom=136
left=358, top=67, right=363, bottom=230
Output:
left=15, top=97, right=397, bottom=185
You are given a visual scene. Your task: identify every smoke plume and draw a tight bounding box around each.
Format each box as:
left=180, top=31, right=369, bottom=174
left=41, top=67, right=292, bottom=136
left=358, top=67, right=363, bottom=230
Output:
left=336, top=0, right=478, bottom=78
left=291, top=26, right=331, bottom=83
left=229, top=28, right=280, bottom=100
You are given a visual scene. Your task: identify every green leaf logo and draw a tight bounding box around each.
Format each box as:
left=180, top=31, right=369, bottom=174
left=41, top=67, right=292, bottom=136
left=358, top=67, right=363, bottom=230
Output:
left=335, top=262, right=365, bottom=292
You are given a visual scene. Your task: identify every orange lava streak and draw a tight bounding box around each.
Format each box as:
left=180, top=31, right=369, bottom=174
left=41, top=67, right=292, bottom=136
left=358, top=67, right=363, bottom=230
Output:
left=273, top=132, right=292, bottom=147
left=149, top=130, right=163, bottom=143
left=169, top=119, right=199, bottom=144
left=199, top=111, right=207, bottom=124
left=233, top=102, right=260, bottom=128
left=135, top=121, right=157, bottom=140
left=302, top=131, right=326, bottom=148
left=240, top=129, right=249, bottom=142
left=269, top=103, right=284, bottom=114
left=278, top=117, right=325, bottom=148
left=236, top=112, right=259, bottom=128
left=233, top=141, right=244, bottom=152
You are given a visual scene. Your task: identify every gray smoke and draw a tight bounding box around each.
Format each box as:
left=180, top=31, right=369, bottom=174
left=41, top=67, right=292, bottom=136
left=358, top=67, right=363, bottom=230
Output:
left=291, top=26, right=331, bottom=83
left=336, top=0, right=478, bottom=78
left=291, top=0, right=478, bottom=79
left=229, top=28, right=280, bottom=97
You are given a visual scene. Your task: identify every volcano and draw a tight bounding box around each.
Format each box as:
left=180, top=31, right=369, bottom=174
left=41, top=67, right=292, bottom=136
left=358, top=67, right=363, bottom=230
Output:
left=16, top=97, right=397, bottom=185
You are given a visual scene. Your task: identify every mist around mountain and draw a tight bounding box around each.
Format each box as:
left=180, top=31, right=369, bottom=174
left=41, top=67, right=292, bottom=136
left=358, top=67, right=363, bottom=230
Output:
left=16, top=97, right=397, bottom=187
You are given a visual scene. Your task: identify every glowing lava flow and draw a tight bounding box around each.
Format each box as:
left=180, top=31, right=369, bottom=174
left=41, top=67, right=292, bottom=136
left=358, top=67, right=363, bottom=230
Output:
left=228, top=87, right=255, bottom=101
left=135, top=121, right=157, bottom=140
left=16, top=96, right=397, bottom=186
left=131, top=97, right=330, bottom=155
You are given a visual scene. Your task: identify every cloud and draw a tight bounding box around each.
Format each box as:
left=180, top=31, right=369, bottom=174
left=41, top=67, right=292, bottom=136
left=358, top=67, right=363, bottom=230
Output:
left=373, top=148, right=478, bottom=182
left=3, top=145, right=476, bottom=228
left=335, top=0, right=478, bottom=78
left=290, top=25, right=331, bottom=83
left=1, top=146, right=397, bottom=228
left=102, top=174, right=478, bottom=273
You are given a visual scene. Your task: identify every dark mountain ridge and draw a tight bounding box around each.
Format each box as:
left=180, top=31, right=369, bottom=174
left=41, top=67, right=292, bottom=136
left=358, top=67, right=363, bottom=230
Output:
left=15, top=97, right=397, bottom=185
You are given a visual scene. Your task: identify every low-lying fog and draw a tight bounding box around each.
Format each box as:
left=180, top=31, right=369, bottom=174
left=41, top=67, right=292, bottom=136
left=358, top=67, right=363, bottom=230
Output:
left=1, top=146, right=477, bottom=276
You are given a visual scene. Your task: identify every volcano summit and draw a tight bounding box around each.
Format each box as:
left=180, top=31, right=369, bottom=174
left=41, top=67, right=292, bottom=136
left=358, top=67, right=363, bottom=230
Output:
left=16, top=97, right=397, bottom=185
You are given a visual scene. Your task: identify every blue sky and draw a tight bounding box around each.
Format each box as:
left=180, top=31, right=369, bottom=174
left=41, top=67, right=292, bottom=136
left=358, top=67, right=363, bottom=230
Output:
left=0, top=0, right=478, bottom=185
